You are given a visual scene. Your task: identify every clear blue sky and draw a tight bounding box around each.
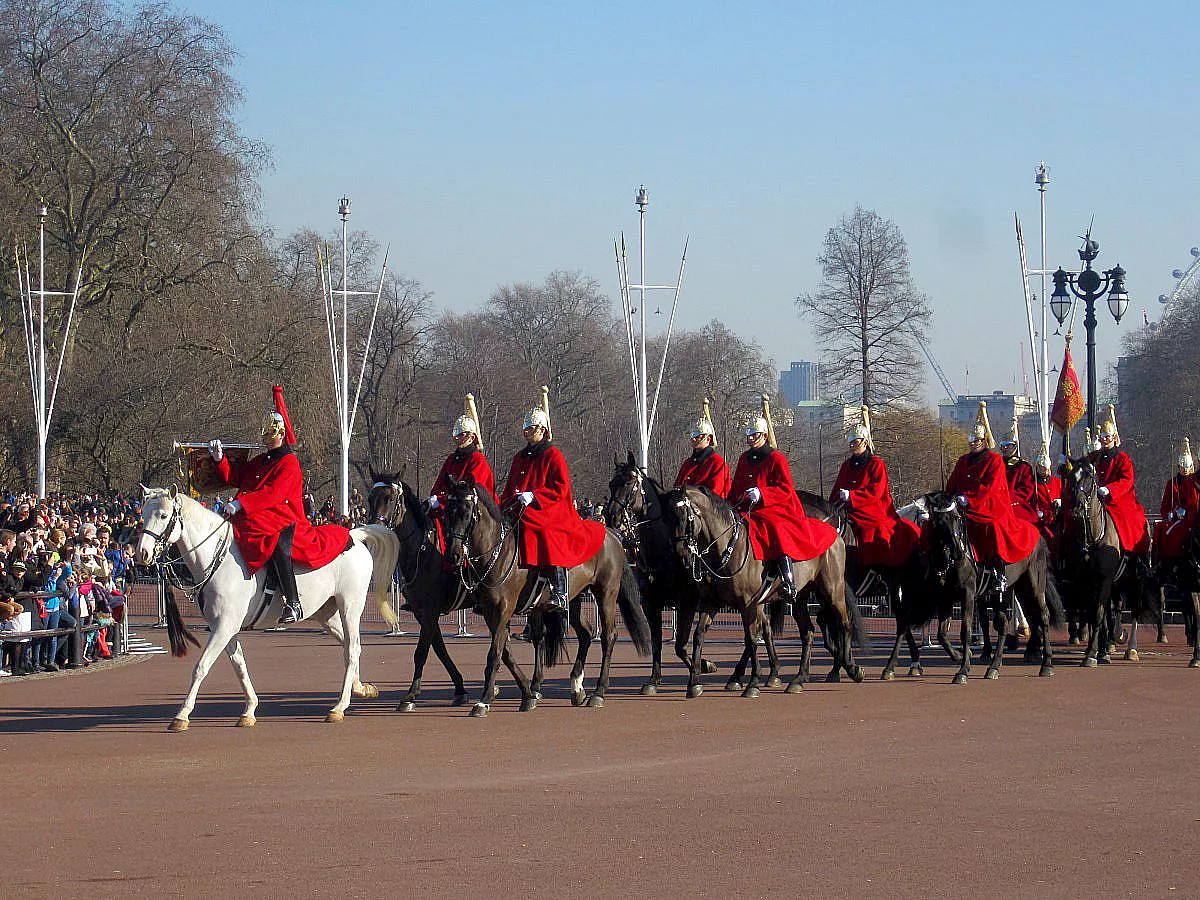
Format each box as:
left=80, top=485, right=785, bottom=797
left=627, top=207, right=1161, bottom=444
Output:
left=177, top=0, right=1199, bottom=407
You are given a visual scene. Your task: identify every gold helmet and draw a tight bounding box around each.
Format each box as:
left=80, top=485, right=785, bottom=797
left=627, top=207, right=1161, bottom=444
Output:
left=1097, top=404, right=1120, bottom=446
left=261, top=385, right=295, bottom=445
left=969, top=401, right=996, bottom=449
left=999, top=412, right=1020, bottom=454
left=1179, top=438, right=1195, bottom=474
left=1035, top=441, right=1052, bottom=472
left=847, top=405, right=873, bottom=450
left=689, top=397, right=717, bottom=444
left=453, top=393, right=483, bottom=447
left=522, top=385, right=553, bottom=439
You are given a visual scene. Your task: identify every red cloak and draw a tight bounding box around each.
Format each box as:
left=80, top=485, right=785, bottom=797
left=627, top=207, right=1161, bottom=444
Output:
left=1154, top=473, right=1198, bottom=559
left=945, top=449, right=1041, bottom=564
left=431, top=447, right=496, bottom=503
left=830, top=452, right=920, bottom=567
left=1087, top=449, right=1151, bottom=554
left=215, top=448, right=350, bottom=575
left=729, top=447, right=837, bottom=562
left=501, top=441, right=605, bottom=568
left=1034, top=474, right=1062, bottom=550
left=674, top=447, right=732, bottom=496
left=1005, top=458, right=1040, bottom=524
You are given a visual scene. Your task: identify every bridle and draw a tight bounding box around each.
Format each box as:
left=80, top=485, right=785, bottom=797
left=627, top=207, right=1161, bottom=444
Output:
left=926, top=498, right=974, bottom=584
left=673, top=490, right=749, bottom=582
left=1068, top=464, right=1110, bottom=554
left=606, top=467, right=667, bottom=574
left=446, top=488, right=519, bottom=591
left=141, top=493, right=231, bottom=603
left=369, top=480, right=403, bottom=527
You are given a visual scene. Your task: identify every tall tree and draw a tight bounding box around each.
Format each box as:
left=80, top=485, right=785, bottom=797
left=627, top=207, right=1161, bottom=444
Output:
left=797, top=206, right=931, bottom=407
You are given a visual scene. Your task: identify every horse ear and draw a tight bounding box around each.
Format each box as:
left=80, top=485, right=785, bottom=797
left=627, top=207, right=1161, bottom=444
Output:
left=627, top=450, right=636, bottom=467
left=169, top=484, right=178, bottom=499
left=368, top=465, right=379, bottom=484
left=613, top=452, right=620, bottom=468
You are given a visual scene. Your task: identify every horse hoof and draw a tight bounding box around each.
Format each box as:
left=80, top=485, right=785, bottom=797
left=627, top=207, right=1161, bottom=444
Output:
left=324, top=710, right=345, bottom=724
left=1082, top=656, right=1098, bottom=668
left=984, top=670, right=999, bottom=681
left=741, top=686, right=760, bottom=699
left=396, top=700, right=417, bottom=713
left=725, top=680, right=744, bottom=692
left=1188, top=658, right=1200, bottom=668
left=571, top=691, right=587, bottom=707
left=765, top=675, right=782, bottom=688
left=701, top=659, right=719, bottom=674
left=1157, top=635, right=1169, bottom=645
left=519, top=697, right=538, bottom=712
left=586, top=694, right=605, bottom=709
left=881, top=670, right=895, bottom=682
left=532, top=691, right=543, bottom=701
left=1039, top=665, right=1054, bottom=677
left=907, top=665, right=924, bottom=678
left=167, top=718, right=189, bottom=733
left=470, top=703, right=490, bottom=718
left=491, top=685, right=501, bottom=700
left=849, top=666, right=865, bottom=683
left=236, top=715, right=256, bottom=727
left=1069, top=636, right=1082, bottom=646
left=640, top=683, right=658, bottom=696
left=353, top=683, right=379, bottom=699
left=1098, top=655, right=1112, bottom=665
left=952, top=673, right=967, bottom=685
left=451, top=693, right=470, bottom=707
left=687, top=684, right=703, bottom=699
left=785, top=681, right=803, bottom=694
left=1124, top=649, right=1139, bottom=662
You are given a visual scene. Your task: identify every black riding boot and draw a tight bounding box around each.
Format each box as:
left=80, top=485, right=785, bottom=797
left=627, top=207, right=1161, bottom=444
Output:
left=545, top=566, right=570, bottom=611
left=776, top=556, right=798, bottom=602
left=271, top=524, right=303, bottom=624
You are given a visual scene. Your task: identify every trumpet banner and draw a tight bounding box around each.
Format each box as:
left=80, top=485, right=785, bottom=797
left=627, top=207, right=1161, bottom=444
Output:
left=183, top=447, right=251, bottom=496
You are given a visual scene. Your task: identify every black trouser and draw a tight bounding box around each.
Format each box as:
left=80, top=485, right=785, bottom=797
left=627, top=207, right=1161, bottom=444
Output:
left=270, top=524, right=300, bottom=611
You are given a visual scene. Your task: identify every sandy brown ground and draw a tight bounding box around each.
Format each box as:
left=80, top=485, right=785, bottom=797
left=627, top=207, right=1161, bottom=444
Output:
left=2, top=625, right=1198, bottom=899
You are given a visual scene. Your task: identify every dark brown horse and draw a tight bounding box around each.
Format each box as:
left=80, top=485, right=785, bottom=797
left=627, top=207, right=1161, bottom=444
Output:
left=366, top=473, right=470, bottom=710
left=605, top=455, right=719, bottom=695
left=442, top=475, right=652, bottom=716
left=666, top=485, right=866, bottom=697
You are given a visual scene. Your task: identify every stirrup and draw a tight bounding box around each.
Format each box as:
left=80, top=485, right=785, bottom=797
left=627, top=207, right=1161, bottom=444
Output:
left=278, top=598, right=302, bottom=624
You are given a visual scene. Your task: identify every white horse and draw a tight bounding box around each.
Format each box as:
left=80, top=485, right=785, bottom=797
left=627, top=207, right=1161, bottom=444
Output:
left=135, top=486, right=399, bottom=731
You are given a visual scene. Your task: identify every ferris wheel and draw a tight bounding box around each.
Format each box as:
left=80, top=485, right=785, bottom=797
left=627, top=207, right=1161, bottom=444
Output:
left=1158, top=247, right=1200, bottom=320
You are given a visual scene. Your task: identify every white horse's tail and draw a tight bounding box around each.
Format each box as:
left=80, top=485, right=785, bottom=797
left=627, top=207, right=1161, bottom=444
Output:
left=351, top=524, right=400, bottom=628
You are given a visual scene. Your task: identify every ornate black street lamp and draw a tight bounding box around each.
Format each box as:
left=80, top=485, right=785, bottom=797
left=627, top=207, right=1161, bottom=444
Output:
left=1049, top=231, right=1129, bottom=434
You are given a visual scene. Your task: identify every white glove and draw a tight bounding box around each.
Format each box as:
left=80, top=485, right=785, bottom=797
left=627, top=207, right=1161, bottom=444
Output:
left=222, top=499, right=242, bottom=519
left=838, top=489, right=850, bottom=502
left=1176, top=507, right=1187, bottom=520
left=208, top=439, right=224, bottom=462
left=955, top=495, right=968, bottom=509
left=1098, top=486, right=1110, bottom=499
left=517, top=491, right=535, bottom=506
left=427, top=495, right=440, bottom=510
left=1052, top=498, right=1062, bottom=508
left=745, top=487, right=762, bottom=505
left=1037, top=510, right=1045, bottom=520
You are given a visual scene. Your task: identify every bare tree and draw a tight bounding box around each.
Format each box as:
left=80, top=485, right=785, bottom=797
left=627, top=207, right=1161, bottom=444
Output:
left=797, top=206, right=931, bottom=407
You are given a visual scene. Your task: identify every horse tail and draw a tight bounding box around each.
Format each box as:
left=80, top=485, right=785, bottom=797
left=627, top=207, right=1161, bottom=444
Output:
left=1044, top=569, right=1067, bottom=629
left=542, top=609, right=568, bottom=667
left=353, top=524, right=400, bottom=628
left=165, top=587, right=201, bottom=657
left=769, top=597, right=787, bottom=635
left=617, top=564, right=654, bottom=656
left=844, top=578, right=871, bottom=651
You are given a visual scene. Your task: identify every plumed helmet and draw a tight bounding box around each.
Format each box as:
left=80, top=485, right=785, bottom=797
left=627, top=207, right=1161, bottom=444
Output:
left=690, top=418, right=715, bottom=439
left=969, top=401, right=996, bottom=449
left=1179, top=438, right=1194, bottom=473
left=745, top=416, right=770, bottom=437
left=261, top=411, right=286, bottom=442
left=262, top=385, right=296, bottom=445
left=1097, top=404, right=1120, bottom=445
left=1036, top=441, right=1052, bottom=471
left=452, top=415, right=478, bottom=439
left=847, top=423, right=870, bottom=444
left=523, top=407, right=550, bottom=430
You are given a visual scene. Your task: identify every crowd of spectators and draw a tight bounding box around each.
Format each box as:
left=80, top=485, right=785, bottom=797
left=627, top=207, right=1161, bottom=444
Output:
left=0, top=490, right=137, bottom=677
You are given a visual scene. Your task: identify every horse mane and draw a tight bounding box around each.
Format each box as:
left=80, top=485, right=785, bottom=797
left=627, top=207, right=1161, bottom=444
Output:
left=398, top=480, right=431, bottom=533
left=470, top=478, right=506, bottom=523
left=797, top=488, right=834, bottom=517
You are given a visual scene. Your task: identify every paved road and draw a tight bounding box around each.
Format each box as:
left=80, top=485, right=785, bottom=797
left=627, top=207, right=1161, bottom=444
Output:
left=2, top=628, right=1197, bottom=898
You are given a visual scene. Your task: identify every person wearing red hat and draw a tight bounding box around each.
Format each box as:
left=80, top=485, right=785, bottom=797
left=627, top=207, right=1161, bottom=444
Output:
left=208, top=386, right=351, bottom=624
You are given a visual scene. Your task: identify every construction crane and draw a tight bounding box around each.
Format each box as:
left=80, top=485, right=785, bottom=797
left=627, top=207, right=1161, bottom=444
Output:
left=917, top=335, right=959, bottom=403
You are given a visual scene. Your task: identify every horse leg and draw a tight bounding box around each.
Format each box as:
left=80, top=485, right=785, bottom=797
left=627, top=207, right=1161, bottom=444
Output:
left=428, top=621, right=470, bottom=706
left=952, top=609, right=972, bottom=684
left=819, top=616, right=842, bottom=683
left=726, top=639, right=750, bottom=691
left=501, top=639, right=536, bottom=712
left=978, top=606, right=995, bottom=664
left=763, top=611, right=782, bottom=688
left=740, top=612, right=761, bottom=698
left=568, top=600, right=593, bottom=707
left=786, top=610, right=813, bottom=693
left=881, top=609, right=907, bottom=681
left=688, top=609, right=713, bottom=698
left=1082, top=582, right=1109, bottom=667
left=528, top=613, right=546, bottom=701
left=327, top=600, right=364, bottom=721
left=586, top=596, right=619, bottom=708
left=397, top=618, right=435, bottom=711
left=225, top=638, right=259, bottom=726
left=1188, top=592, right=1200, bottom=667
left=1125, top=621, right=1140, bottom=661
left=472, top=617, right=508, bottom=717
left=321, top=606, right=377, bottom=702
left=985, top=601, right=1007, bottom=680
left=641, top=600, right=664, bottom=695
left=169, top=618, right=241, bottom=732
left=1035, top=586, right=1055, bottom=676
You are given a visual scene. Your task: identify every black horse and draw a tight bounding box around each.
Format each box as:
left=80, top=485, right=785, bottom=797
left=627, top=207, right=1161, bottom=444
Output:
left=366, top=472, right=470, bottom=710
left=605, top=454, right=719, bottom=696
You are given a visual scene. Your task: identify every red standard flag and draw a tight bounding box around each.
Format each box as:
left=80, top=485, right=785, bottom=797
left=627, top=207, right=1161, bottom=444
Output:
left=1051, top=339, right=1085, bottom=432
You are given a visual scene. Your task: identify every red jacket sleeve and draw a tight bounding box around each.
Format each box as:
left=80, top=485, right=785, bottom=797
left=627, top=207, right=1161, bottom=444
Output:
left=465, top=452, right=496, bottom=501
left=1160, top=480, right=1176, bottom=518
left=760, top=452, right=798, bottom=506
left=1102, top=452, right=1137, bottom=504
left=236, top=454, right=302, bottom=516
left=530, top=448, right=571, bottom=509
left=714, top=456, right=732, bottom=497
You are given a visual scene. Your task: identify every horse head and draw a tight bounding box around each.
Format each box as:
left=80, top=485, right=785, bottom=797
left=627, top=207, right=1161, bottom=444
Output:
left=605, top=450, right=650, bottom=531
left=442, top=475, right=505, bottom=569
left=921, top=490, right=968, bottom=581
left=1063, top=458, right=1105, bottom=548
left=367, top=470, right=404, bottom=525
left=135, top=484, right=182, bottom=566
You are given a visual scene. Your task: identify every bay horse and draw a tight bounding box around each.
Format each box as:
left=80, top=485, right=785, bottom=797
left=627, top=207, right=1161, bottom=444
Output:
left=135, top=486, right=399, bottom=730
left=666, top=485, right=866, bottom=697
left=367, top=473, right=470, bottom=710
left=1060, top=459, right=1158, bottom=667
left=604, top=454, right=719, bottom=696
left=441, top=475, right=653, bottom=716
